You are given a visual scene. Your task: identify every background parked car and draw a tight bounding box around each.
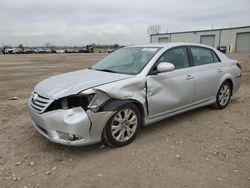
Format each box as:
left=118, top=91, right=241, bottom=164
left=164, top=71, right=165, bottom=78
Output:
left=13, top=48, right=23, bottom=54
left=65, top=49, right=78, bottom=53
left=78, top=48, right=87, bottom=53
left=56, top=49, right=65, bottom=53
left=4, top=48, right=14, bottom=54
left=24, top=49, right=35, bottom=54
left=107, top=48, right=114, bottom=53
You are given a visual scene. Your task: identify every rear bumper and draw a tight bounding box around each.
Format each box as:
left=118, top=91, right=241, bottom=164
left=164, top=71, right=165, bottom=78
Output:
left=28, top=104, right=111, bottom=146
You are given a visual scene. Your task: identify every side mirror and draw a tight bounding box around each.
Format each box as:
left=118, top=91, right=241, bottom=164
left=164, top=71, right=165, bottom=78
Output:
left=157, top=62, right=175, bottom=73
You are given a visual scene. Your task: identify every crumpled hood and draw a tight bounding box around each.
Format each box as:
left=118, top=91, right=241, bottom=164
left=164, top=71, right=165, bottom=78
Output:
left=34, top=69, right=133, bottom=98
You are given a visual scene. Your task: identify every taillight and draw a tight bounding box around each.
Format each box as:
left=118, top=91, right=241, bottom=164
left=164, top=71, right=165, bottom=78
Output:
left=236, top=63, right=242, bottom=70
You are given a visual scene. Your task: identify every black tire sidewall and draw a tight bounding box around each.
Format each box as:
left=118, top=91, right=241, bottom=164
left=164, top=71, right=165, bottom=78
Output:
left=105, top=103, right=141, bottom=147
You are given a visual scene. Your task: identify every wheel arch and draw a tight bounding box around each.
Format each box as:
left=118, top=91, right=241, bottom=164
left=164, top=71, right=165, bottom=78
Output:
left=218, top=74, right=234, bottom=95
left=131, top=100, right=145, bottom=127
left=224, top=78, right=233, bottom=95
left=99, top=99, right=144, bottom=146
left=97, top=98, right=145, bottom=127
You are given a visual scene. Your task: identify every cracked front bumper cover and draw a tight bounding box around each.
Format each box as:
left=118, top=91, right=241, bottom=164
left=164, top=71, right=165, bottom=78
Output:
left=28, top=104, right=100, bottom=146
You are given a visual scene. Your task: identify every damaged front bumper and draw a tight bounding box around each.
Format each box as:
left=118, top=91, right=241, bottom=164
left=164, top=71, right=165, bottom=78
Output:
left=28, top=104, right=113, bottom=146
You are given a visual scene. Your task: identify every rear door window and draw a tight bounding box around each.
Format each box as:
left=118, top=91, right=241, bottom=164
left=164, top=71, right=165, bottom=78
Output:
left=190, top=47, right=214, bottom=66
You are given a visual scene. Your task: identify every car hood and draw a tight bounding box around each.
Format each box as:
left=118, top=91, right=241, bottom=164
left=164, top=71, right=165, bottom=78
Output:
left=34, top=69, right=133, bottom=99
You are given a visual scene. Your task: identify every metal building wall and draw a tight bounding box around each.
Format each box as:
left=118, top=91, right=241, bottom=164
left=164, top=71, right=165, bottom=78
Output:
left=235, top=32, right=250, bottom=53
left=150, top=26, right=250, bottom=53
left=219, top=27, right=250, bottom=52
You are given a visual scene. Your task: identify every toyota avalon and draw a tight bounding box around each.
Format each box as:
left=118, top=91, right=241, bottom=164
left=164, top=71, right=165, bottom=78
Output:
left=28, top=43, right=241, bottom=147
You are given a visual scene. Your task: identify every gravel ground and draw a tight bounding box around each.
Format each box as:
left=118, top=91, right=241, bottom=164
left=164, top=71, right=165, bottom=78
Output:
left=0, top=53, right=249, bottom=188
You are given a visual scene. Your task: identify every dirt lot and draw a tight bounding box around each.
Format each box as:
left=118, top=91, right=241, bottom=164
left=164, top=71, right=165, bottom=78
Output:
left=0, top=53, right=249, bottom=188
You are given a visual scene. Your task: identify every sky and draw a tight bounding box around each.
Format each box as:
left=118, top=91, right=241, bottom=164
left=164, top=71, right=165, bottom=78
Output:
left=0, top=0, right=250, bottom=46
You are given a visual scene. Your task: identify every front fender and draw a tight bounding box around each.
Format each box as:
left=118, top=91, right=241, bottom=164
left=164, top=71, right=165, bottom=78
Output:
left=97, top=99, right=145, bottom=125
left=87, top=98, right=146, bottom=142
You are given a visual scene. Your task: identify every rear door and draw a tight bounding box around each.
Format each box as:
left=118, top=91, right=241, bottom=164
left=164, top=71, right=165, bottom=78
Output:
left=189, top=46, right=223, bottom=103
left=146, top=46, right=195, bottom=118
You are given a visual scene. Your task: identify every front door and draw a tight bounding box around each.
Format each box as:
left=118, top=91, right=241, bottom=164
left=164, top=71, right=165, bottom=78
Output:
left=146, top=46, right=195, bottom=118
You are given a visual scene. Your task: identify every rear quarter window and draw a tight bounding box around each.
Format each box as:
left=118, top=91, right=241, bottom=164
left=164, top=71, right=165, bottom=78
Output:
left=211, top=50, right=221, bottom=63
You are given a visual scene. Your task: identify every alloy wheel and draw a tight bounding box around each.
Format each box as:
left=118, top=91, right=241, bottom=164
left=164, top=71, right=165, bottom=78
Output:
left=111, top=108, right=138, bottom=142
left=218, top=84, right=231, bottom=106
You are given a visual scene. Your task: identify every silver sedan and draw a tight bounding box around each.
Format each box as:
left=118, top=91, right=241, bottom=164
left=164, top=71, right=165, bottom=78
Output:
left=28, top=43, right=241, bottom=147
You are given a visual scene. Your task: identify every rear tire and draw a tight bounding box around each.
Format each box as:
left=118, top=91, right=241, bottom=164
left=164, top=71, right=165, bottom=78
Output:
left=103, top=103, right=141, bottom=147
left=212, top=81, right=232, bottom=109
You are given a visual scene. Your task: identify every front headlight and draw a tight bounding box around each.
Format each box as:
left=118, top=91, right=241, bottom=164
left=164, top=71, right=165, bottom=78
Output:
left=45, top=89, right=109, bottom=112
left=87, top=90, right=109, bottom=109
left=46, top=95, right=92, bottom=112
left=81, top=89, right=110, bottom=109
left=86, top=93, right=95, bottom=104
left=61, top=98, right=68, bottom=110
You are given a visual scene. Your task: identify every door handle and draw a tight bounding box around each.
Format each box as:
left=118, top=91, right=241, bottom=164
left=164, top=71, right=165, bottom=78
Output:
left=186, top=75, right=194, bottom=80
left=217, top=69, right=223, bottom=73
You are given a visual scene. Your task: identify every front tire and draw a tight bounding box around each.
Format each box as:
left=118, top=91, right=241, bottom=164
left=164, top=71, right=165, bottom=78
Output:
left=212, top=81, right=232, bottom=109
left=103, top=103, right=141, bottom=147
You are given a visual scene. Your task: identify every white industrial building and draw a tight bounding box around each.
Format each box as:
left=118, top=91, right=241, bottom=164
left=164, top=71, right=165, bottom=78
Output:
left=150, top=26, right=250, bottom=53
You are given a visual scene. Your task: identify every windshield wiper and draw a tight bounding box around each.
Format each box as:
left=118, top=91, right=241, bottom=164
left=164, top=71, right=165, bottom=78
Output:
left=93, top=69, right=117, bottom=73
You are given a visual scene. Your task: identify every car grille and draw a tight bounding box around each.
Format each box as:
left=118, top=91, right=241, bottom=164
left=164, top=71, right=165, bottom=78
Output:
left=29, top=92, right=54, bottom=113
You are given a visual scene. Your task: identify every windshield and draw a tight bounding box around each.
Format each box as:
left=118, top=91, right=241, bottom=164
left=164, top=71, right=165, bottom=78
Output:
left=91, top=47, right=161, bottom=75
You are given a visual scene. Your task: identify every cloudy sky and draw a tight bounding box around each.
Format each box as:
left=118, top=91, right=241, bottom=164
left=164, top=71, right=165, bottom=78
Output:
left=0, top=0, right=249, bottom=46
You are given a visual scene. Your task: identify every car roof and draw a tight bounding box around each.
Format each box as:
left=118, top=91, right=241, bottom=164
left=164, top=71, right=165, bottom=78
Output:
left=130, top=42, right=215, bottom=49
